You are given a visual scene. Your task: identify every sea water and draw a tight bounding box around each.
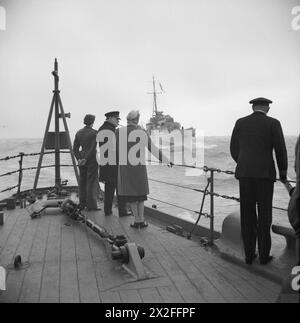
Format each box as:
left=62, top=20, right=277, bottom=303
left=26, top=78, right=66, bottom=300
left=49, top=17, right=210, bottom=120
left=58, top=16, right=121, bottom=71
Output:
left=0, top=136, right=298, bottom=231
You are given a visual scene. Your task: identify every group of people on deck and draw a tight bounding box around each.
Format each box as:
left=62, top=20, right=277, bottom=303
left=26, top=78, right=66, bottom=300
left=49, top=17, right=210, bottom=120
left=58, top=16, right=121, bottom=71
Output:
left=73, top=99, right=300, bottom=268
left=73, top=110, right=172, bottom=229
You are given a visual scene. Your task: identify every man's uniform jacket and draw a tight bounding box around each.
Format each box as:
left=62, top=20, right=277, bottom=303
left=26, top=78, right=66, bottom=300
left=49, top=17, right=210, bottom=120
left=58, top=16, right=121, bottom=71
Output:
left=230, top=111, right=288, bottom=181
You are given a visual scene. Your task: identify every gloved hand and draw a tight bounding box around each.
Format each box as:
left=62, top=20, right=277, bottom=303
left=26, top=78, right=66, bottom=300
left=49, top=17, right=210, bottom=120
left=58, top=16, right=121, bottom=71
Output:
left=279, top=170, right=287, bottom=182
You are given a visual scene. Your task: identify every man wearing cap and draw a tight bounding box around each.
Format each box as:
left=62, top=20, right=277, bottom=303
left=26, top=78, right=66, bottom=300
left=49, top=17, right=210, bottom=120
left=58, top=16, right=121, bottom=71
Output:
left=98, top=111, right=128, bottom=217
left=230, top=98, right=288, bottom=265
left=73, top=114, right=100, bottom=210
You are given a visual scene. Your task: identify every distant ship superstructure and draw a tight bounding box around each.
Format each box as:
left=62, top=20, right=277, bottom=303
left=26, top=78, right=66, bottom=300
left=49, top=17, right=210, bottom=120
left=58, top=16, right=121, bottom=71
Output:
left=146, top=77, right=195, bottom=135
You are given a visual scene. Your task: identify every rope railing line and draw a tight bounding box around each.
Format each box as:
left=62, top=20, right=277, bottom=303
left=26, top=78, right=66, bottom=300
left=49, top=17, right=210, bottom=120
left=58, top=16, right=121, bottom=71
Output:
left=146, top=159, right=205, bottom=170
left=148, top=178, right=209, bottom=194
left=0, top=170, right=20, bottom=177
left=147, top=160, right=297, bottom=184
left=21, top=164, right=74, bottom=171
left=148, top=196, right=210, bottom=218
left=0, top=152, right=297, bottom=184
left=0, top=164, right=74, bottom=178
left=272, top=206, right=289, bottom=212
left=0, top=184, right=19, bottom=194
left=149, top=178, right=288, bottom=212
left=0, top=150, right=71, bottom=162
left=0, top=151, right=293, bottom=214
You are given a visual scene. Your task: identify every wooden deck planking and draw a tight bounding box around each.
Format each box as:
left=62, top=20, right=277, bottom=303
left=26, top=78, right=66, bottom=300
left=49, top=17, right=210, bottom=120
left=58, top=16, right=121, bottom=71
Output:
left=119, top=289, right=143, bottom=303
left=208, top=261, right=270, bottom=303
left=73, top=221, right=101, bottom=303
left=209, top=257, right=280, bottom=301
left=120, top=217, right=199, bottom=303
left=164, top=230, right=281, bottom=301
left=155, top=228, right=279, bottom=303
left=147, top=250, right=207, bottom=303
left=0, top=211, right=33, bottom=303
left=0, top=210, right=19, bottom=256
left=19, top=216, right=51, bottom=303
left=171, top=253, right=226, bottom=303
left=39, top=214, right=62, bottom=303
left=0, top=207, right=282, bottom=303
left=155, top=223, right=280, bottom=299
left=138, top=287, right=163, bottom=303
left=157, top=285, right=185, bottom=303
left=0, top=211, right=29, bottom=266
left=101, top=291, right=122, bottom=303
left=141, top=225, right=226, bottom=303
left=156, top=230, right=252, bottom=303
left=60, top=215, right=80, bottom=303
left=92, top=215, right=177, bottom=296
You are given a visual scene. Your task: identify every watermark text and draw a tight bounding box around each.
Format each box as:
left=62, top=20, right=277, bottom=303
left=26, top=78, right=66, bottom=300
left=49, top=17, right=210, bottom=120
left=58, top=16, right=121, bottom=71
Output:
left=291, top=266, right=300, bottom=291
left=291, top=6, right=300, bottom=31
left=0, top=6, right=6, bottom=31
left=96, top=129, right=204, bottom=176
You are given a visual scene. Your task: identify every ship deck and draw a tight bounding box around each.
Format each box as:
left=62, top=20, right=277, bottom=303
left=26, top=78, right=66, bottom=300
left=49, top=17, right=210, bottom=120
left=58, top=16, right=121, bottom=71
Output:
left=0, top=204, right=281, bottom=303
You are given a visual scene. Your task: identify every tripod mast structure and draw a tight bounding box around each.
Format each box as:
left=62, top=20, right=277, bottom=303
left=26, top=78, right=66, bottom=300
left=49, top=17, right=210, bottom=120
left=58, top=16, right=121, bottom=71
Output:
left=33, top=58, right=80, bottom=191
left=150, top=76, right=163, bottom=118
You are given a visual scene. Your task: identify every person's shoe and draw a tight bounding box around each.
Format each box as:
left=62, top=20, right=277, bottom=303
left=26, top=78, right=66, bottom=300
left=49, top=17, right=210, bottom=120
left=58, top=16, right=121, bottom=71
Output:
left=245, top=254, right=257, bottom=265
left=119, top=210, right=132, bottom=217
left=139, top=221, right=148, bottom=228
left=105, top=212, right=113, bottom=216
left=260, top=256, right=273, bottom=265
left=87, top=206, right=102, bottom=211
left=130, top=221, right=148, bottom=229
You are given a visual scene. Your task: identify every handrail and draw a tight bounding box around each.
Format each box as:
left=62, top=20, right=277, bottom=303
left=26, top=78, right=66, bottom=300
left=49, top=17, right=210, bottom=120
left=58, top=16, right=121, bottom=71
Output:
left=0, top=151, right=297, bottom=245
left=147, top=159, right=297, bottom=184
left=148, top=196, right=210, bottom=218
left=0, top=185, right=19, bottom=194
left=149, top=177, right=289, bottom=212
left=149, top=178, right=209, bottom=194
left=0, top=150, right=70, bottom=162
left=0, top=164, right=74, bottom=178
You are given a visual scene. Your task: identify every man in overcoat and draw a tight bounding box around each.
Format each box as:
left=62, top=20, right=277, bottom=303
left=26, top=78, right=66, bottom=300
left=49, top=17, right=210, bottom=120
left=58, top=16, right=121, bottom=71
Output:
left=73, top=114, right=100, bottom=210
left=230, top=97, right=288, bottom=265
left=98, top=111, right=128, bottom=217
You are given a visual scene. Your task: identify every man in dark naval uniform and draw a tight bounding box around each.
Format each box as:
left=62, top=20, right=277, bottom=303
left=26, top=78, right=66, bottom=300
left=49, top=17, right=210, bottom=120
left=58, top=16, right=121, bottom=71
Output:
left=73, top=114, right=100, bottom=211
left=230, top=97, right=288, bottom=265
left=98, top=111, right=129, bottom=217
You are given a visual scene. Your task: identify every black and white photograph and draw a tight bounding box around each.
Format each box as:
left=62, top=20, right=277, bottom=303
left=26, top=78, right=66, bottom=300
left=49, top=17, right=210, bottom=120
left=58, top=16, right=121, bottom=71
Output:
left=0, top=0, right=299, bottom=307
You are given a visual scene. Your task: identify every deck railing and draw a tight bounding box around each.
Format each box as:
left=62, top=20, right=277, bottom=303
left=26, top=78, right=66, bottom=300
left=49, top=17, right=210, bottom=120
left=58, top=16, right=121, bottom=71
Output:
left=0, top=152, right=297, bottom=245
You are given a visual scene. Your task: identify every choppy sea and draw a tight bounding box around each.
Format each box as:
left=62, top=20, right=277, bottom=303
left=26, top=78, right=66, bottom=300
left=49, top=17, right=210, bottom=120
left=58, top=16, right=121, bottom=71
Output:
left=0, top=136, right=298, bottom=231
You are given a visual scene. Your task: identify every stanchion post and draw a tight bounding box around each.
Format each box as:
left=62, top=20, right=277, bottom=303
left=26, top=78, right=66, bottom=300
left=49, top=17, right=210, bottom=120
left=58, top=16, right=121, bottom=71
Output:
left=17, top=152, right=24, bottom=198
left=209, top=169, right=215, bottom=245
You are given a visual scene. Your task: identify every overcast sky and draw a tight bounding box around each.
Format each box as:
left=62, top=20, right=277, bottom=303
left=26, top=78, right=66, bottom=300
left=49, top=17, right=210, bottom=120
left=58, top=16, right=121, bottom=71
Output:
left=0, top=0, right=299, bottom=138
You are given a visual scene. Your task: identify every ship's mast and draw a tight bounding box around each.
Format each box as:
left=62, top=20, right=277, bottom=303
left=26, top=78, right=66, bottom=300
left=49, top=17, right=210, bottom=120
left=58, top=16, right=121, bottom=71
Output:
left=53, top=58, right=61, bottom=187
left=152, top=76, right=158, bottom=118
left=149, top=76, right=162, bottom=118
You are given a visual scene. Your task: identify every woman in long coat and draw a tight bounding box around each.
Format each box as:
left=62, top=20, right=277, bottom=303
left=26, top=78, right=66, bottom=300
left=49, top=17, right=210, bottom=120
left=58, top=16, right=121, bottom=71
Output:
left=116, top=110, right=172, bottom=228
